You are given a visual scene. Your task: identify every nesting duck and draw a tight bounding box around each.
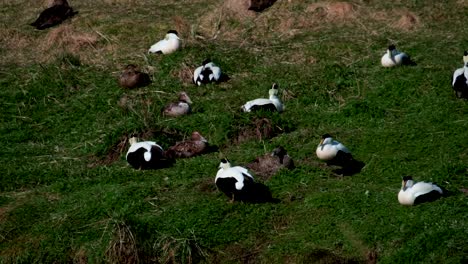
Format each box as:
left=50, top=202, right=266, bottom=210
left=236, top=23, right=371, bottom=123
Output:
left=165, top=131, right=210, bottom=159
left=148, top=30, right=181, bottom=54
left=451, top=51, right=468, bottom=99
left=30, top=0, right=78, bottom=30
left=215, top=159, right=273, bottom=203
left=398, top=176, right=443, bottom=206
left=118, top=64, right=151, bottom=89
left=316, top=134, right=364, bottom=175
left=242, top=83, right=284, bottom=112
left=162, top=92, right=192, bottom=117
left=381, top=44, right=416, bottom=67
left=193, top=59, right=222, bottom=86
left=246, top=146, right=295, bottom=181
left=126, top=137, right=174, bottom=170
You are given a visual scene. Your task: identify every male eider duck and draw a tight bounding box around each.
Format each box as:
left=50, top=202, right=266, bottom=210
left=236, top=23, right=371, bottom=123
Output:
left=162, top=92, right=192, bottom=117
left=118, top=64, right=151, bottom=89
left=165, top=131, right=210, bottom=159
left=398, top=176, right=443, bottom=206
left=452, top=51, right=468, bottom=99
left=381, top=44, right=416, bottom=67
left=30, top=0, right=78, bottom=30
left=126, top=137, right=174, bottom=170
left=193, top=59, right=222, bottom=86
left=316, top=134, right=364, bottom=175
left=242, top=83, right=284, bottom=112
left=246, top=146, right=295, bottom=181
left=148, top=30, right=181, bottom=54
left=215, top=159, right=273, bottom=203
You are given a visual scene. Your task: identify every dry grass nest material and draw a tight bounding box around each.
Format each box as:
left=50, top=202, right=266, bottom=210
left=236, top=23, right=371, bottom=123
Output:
left=197, top=1, right=359, bottom=42
left=105, top=221, right=139, bottom=264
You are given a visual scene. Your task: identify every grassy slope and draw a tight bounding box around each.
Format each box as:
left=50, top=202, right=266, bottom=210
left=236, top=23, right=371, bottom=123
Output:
left=1, top=0, right=468, bottom=263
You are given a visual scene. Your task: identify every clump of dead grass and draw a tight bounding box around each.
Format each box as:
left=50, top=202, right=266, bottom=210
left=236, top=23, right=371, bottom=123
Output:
left=394, top=11, right=420, bottom=31
left=170, top=61, right=195, bottom=85
left=106, top=221, right=139, bottom=264
left=40, top=24, right=99, bottom=55
left=154, top=231, right=207, bottom=264
left=306, top=1, right=357, bottom=20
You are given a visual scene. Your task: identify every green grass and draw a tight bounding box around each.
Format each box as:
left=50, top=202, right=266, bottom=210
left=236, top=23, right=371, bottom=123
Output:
left=1, top=0, right=468, bottom=263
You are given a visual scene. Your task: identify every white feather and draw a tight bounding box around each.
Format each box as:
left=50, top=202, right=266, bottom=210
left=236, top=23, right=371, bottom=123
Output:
left=148, top=33, right=180, bottom=54
left=215, top=163, right=253, bottom=191
left=316, top=137, right=350, bottom=161
left=381, top=49, right=409, bottom=67
left=398, top=180, right=443, bottom=206
left=126, top=141, right=162, bottom=159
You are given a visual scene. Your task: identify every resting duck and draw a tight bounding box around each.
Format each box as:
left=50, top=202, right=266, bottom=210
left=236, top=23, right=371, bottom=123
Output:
left=30, top=0, right=78, bottom=30
left=165, top=131, right=209, bottom=159
left=118, top=64, right=151, bottom=89
left=162, top=92, right=192, bottom=117
left=215, top=159, right=273, bottom=203
left=148, top=30, right=181, bottom=54
left=193, top=59, right=222, bottom=86
left=452, top=51, right=468, bottom=99
left=398, top=176, right=443, bottom=206
left=246, top=146, right=294, bottom=181
left=381, top=44, right=416, bottom=67
left=242, top=83, right=284, bottom=112
left=316, top=134, right=364, bottom=175
left=126, top=137, right=174, bottom=170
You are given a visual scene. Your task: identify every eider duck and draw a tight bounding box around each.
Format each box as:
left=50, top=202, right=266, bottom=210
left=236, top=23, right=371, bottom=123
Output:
left=162, top=92, right=192, bottom=117
left=452, top=51, right=468, bottom=99
left=193, top=59, right=222, bottom=86
left=242, top=83, right=284, bottom=112
left=165, top=131, right=209, bottom=159
left=381, top=44, right=416, bottom=67
left=148, top=30, right=181, bottom=54
left=398, top=176, right=443, bottom=206
left=246, top=146, right=295, bottom=181
left=30, top=0, right=78, bottom=30
left=126, top=137, right=174, bottom=170
left=215, top=159, right=273, bottom=203
left=118, top=64, right=151, bottom=89
left=316, top=134, right=364, bottom=175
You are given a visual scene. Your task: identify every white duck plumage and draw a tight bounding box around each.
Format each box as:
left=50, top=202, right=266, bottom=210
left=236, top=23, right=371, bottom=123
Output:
left=381, top=44, right=414, bottom=67
left=215, top=159, right=254, bottom=191
left=452, top=51, right=468, bottom=99
left=148, top=30, right=181, bottom=54
left=398, top=176, right=443, bottom=206
left=242, top=83, right=284, bottom=112
left=316, top=134, right=350, bottom=161
left=193, top=59, right=222, bottom=86
left=126, top=137, right=173, bottom=169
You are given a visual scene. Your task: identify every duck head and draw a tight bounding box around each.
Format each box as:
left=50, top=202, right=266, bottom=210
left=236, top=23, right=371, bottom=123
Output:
left=178, top=92, right=192, bottom=104
left=319, top=134, right=333, bottom=146
left=165, top=30, right=180, bottom=40
left=401, top=176, right=414, bottom=191
left=269, top=83, right=279, bottom=97
left=219, top=158, right=232, bottom=169
left=463, top=51, right=468, bottom=66
left=129, top=137, right=138, bottom=145
left=191, top=131, right=207, bottom=142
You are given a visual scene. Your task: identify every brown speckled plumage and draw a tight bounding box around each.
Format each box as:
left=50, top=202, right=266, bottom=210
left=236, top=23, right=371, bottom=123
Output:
left=246, top=146, right=294, bottom=181
left=165, top=131, right=209, bottom=159
left=162, top=92, right=192, bottom=117
left=118, top=64, right=151, bottom=89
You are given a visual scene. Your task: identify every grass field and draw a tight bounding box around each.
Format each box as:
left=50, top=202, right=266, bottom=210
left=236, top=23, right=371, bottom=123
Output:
left=1, top=0, right=467, bottom=263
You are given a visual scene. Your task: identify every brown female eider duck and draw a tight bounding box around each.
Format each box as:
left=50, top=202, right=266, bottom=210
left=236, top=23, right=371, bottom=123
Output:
left=30, top=0, right=78, bottom=30
left=118, top=64, right=151, bottom=89
left=125, top=137, right=174, bottom=170
left=162, top=92, right=192, bottom=117
left=165, top=131, right=209, bottom=159
left=246, top=146, right=294, bottom=181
